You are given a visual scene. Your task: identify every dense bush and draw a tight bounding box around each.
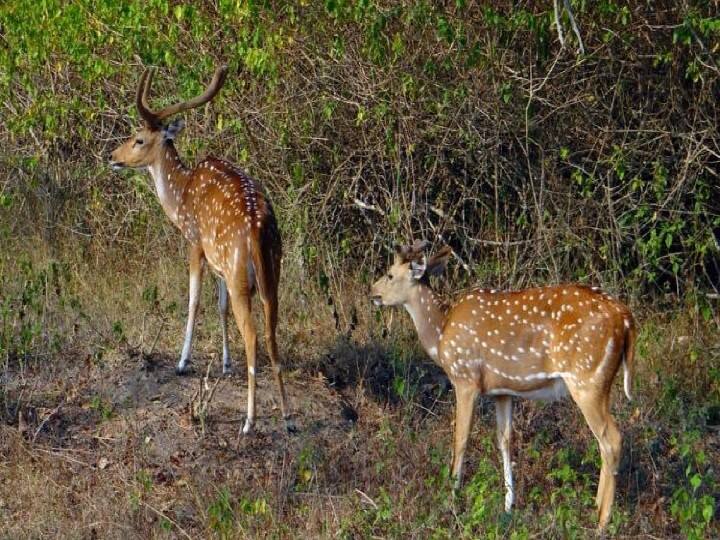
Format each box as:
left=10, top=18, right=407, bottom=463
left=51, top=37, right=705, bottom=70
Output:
left=2, top=1, right=718, bottom=298
left=1, top=3, right=718, bottom=537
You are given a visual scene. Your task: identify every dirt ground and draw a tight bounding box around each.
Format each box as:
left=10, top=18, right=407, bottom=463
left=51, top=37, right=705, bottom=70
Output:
left=1, top=328, right=718, bottom=538
left=0, top=343, right=362, bottom=537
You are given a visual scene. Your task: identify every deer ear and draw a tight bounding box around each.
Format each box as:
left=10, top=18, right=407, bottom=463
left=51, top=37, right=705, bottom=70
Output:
left=426, top=246, right=451, bottom=276
left=410, top=256, right=427, bottom=280
left=411, top=239, right=430, bottom=252
left=162, top=118, right=185, bottom=141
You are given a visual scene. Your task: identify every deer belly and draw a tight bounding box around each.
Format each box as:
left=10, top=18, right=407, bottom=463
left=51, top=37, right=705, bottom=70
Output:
left=486, top=377, right=569, bottom=401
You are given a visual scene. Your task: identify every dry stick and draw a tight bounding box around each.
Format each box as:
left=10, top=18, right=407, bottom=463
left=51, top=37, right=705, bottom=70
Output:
left=353, top=198, right=385, bottom=216
left=553, top=0, right=565, bottom=47
left=522, top=55, right=563, bottom=280
left=190, top=359, right=222, bottom=437
left=31, top=404, right=61, bottom=444
left=29, top=446, right=93, bottom=468
left=563, top=0, right=585, bottom=54
left=139, top=500, right=194, bottom=540
left=146, top=318, right=166, bottom=357
left=355, top=489, right=379, bottom=510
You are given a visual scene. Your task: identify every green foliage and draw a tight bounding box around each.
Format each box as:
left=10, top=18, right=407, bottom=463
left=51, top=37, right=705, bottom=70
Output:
left=0, top=5, right=719, bottom=539
left=1, top=0, right=718, bottom=300
left=0, top=257, right=71, bottom=369
left=543, top=446, right=596, bottom=535
left=207, top=488, right=235, bottom=538
left=206, top=486, right=272, bottom=538
left=669, top=431, right=717, bottom=539
left=460, top=436, right=506, bottom=537
left=295, top=443, right=318, bottom=490
left=89, top=395, right=114, bottom=421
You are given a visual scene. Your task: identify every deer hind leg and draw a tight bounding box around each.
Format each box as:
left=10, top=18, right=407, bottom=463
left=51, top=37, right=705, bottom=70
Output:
left=177, top=245, right=205, bottom=375
left=495, top=395, right=514, bottom=512
left=451, top=383, right=479, bottom=490
left=227, top=284, right=257, bottom=435
left=571, top=389, right=622, bottom=530
left=217, top=278, right=232, bottom=374
left=260, top=291, right=293, bottom=432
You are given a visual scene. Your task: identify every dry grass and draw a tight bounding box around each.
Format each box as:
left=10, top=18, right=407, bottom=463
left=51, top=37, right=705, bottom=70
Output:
left=1, top=247, right=718, bottom=539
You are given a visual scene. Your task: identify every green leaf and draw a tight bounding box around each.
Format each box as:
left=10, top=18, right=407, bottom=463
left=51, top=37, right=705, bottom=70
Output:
left=702, top=497, right=715, bottom=523
left=689, top=473, right=702, bottom=491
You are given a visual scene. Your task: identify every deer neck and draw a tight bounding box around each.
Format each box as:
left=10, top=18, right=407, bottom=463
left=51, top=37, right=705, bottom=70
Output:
left=147, top=142, right=191, bottom=224
left=404, top=284, right=447, bottom=362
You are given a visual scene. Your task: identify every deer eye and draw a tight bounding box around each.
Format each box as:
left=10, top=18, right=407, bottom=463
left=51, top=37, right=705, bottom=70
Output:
left=134, top=138, right=144, bottom=146
left=387, top=273, right=393, bottom=280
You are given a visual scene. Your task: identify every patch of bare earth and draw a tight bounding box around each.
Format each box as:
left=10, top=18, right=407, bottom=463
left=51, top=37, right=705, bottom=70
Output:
left=0, top=347, right=362, bottom=539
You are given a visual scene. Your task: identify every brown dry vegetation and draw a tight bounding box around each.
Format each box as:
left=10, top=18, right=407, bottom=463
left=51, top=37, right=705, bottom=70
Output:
left=1, top=1, right=719, bottom=538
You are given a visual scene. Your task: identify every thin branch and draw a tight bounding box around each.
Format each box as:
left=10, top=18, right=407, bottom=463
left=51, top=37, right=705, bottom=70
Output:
left=554, top=0, right=565, bottom=47
left=353, top=198, right=386, bottom=215
left=563, top=0, right=585, bottom=54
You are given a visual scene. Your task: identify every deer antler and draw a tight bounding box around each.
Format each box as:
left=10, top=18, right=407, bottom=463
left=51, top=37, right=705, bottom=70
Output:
left=396, top=239, right=431, bottom=262
left=136, top=68, right=158, bottom=127
left=136, top=65, right=229, bottom=126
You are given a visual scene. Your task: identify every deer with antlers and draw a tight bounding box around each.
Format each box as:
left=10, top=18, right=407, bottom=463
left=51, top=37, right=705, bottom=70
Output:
left=371, top=240, right=636, bottom=529
left=110, top=66, right=292, bottom=434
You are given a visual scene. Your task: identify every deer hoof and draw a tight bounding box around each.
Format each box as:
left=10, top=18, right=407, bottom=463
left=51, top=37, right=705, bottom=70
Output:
left=175, top=364, right=190, bottom=376
left=285, top=418, right=298, bottom=434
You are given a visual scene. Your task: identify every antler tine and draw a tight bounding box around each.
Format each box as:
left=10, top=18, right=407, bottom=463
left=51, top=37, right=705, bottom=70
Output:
left=136, top=68, right=159, bottom=127
left=395, top=239, right=430, bottom=262
left=141, top=67, right=155, bottom=111
left=154, top=65, right=229, bottom=121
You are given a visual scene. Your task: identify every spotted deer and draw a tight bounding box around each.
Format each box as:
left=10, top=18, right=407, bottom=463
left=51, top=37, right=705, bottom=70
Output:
left=370, top=240, right=636, bottom=529
left=110, top=66, right=292, bottom=433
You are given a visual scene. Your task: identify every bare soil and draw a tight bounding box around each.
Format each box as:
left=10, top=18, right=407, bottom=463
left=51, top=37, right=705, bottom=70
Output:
left=1, top=332, right=717, bottom=538
left=1, top=345, right=364, bottom=538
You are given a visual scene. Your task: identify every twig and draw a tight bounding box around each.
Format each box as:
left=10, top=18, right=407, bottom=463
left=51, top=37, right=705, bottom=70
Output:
left=146, top=319, right=166, bottom=356
left=32, top=405, right=61, bottom=444
left=30, top=446, right=93, bottom=468
left=355, top=489, right=379, bottom=510
left=353, top=198, right=385, bottom=215
left=553, top=0, right=565, bottom=47
left=554, top=0, right=585, bottom=54
left=140, top=500, right=194, bottom=540
left=563, top=0, right=585, bottom=54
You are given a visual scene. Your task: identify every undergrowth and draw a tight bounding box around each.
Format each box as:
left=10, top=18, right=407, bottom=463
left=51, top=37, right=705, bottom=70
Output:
left=1, top=1, right=719, bottom=538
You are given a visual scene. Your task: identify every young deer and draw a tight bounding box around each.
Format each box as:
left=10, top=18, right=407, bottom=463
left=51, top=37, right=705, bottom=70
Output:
left=110, top=66, right=292, bottom=433
left=370, top=240, right=636, bottom=529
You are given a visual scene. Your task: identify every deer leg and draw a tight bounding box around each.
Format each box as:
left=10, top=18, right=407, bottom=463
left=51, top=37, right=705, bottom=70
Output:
left=228, top=285, right=257, bottom=435
left=495, top=395, right=514, bottom=512
left=177, top=245, right=204, bottom=375
left=451, top=383, right=478, bottom=490
left=260, top=292, right=293, bottom=432
left=572, top=390, right=622, bottom=530
left=217, top=278, right=232, bottom=374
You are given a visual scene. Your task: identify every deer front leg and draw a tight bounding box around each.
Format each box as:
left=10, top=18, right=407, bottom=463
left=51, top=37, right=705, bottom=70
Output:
left=217, top=278, right=232, bottom=374
left=495, top=395, right=514, bottom=512
left=451, top=383, right=479, bottom=490
left=177, top=244, right=204, bottom=375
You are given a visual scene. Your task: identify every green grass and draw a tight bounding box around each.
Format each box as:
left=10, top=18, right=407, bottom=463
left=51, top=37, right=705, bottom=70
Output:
left=1, top=1, right=719, bottom=538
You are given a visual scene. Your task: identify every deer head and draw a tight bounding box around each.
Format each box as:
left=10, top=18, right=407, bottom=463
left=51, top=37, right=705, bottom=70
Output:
left=371, top=241, right=452, bottom=306
left=110, top=66, right=228, bottom=170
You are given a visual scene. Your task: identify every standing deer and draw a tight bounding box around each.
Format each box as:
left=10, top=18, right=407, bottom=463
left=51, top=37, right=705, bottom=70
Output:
left=370, top=240, right=636, bottom=529
left=110, top=65, right=292, bottom=434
